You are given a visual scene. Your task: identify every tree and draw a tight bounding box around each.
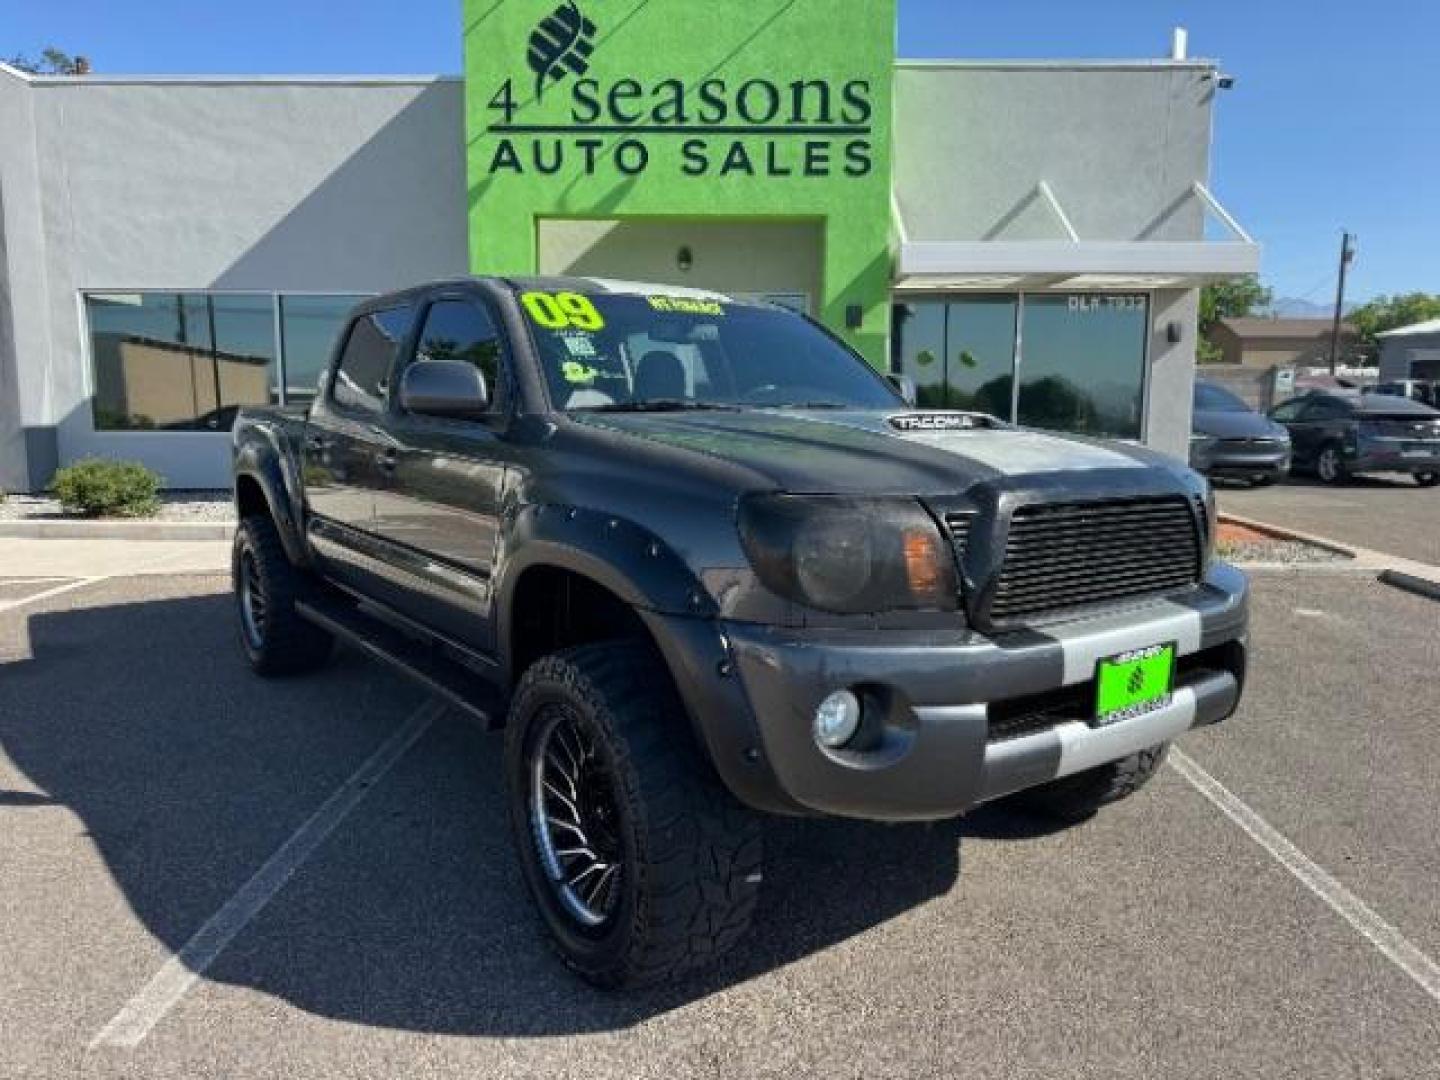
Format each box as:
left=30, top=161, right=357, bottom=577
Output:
left=1198, top=276, right=1273, bottom=363
left=1348, top=293, right=1440, bottom=353
left=6, top=47, right=90, bottom=75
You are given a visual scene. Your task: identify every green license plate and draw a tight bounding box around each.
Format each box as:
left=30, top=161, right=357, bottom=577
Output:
left=1093, top=643, right=1176, bottom=726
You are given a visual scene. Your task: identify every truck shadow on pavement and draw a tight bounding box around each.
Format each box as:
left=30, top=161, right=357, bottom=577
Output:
left=1, top=585, right=1067, bottom=1038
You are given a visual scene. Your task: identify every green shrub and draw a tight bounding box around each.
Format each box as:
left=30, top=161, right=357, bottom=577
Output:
left=50, top=458, right=162, bottom=518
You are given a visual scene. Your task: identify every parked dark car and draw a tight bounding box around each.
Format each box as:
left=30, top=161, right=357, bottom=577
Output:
left=1189, top=381, right=1291, bottom=485
left=1363, top=380, right=1440, bottom=408
left=1268, top=391, right=1440, bottom=486
left=232, top=276, right=1249, bottom=987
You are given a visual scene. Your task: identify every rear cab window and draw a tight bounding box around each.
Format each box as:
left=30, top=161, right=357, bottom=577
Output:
left=330, top=306, right=413, bottom=414
left=1299, top=398, right=1350, bottom=421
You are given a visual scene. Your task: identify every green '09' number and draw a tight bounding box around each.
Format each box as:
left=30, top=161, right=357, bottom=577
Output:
left=521, top=291, right=605, bottom=331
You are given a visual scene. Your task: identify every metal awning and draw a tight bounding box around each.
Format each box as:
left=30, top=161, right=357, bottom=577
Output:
left=893, top=182, right=1261, bottom=292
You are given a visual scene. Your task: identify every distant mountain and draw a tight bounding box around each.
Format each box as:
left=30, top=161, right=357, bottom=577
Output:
left=1267, top=297, right=1360, bottom=318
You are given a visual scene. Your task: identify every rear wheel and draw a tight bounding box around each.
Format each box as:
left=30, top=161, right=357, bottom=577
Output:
left=1315, top=443, right=1348, bottom=485
left=1415, top=471, right=1440, bottom=488
left=505, top=641, right=762, bottom=988
left=232, top=514, right=333, bottom=676
left=1008, top=743, right=1170, bottom=823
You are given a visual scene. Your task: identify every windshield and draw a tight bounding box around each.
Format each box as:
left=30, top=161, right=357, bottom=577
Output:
left=1193, top=382, right=1251, bottom=413
left=517, top=290, right=902, bottom=412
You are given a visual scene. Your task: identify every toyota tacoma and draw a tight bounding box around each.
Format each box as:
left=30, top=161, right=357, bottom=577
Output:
left=231, top=276, right=1249, bottom=987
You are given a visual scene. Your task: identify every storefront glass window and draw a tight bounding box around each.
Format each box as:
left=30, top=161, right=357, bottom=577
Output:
left=944, top=296, right=1017, bottom=417
left=87, top=291, right=370, bottom=430
left=209, top=294, right=280, bottom=430
left=279, top=295, right=367, bottom=405
left=87, top=292, right=274, bottom=432
left=892, top=293, right=1149, bottom=437
left=1017, top=294, right=1148, bottom=439
left=893, top=301, right=947, bottom=408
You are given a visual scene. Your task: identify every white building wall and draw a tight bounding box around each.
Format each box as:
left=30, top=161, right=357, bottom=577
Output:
left=1, top=71, right=468, bottom=490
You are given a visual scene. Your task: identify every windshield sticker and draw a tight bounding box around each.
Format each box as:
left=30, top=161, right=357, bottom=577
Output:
left=561, top=359, right=600, bottom=385
left=561, top=334, right=597, bottom=357
left=521, top=291, right=605, bottom=331
left=646, top=296, right=724, bottom=316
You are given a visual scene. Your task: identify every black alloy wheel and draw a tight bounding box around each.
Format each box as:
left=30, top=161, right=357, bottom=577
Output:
left=528, top=704, right=625, bottom=927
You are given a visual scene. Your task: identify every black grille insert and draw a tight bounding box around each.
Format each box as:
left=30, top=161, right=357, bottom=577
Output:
left=988, top=496, right=1202, bottom=623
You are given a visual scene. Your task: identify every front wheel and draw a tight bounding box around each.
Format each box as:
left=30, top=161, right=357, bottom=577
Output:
left=1315, top=443, right=1348, bottom=485
left=1007, top=743, right=1170, bottom=823
left=1414, top=471, right=1440, bottom=488
left=505, top=642, right=762, bottom=988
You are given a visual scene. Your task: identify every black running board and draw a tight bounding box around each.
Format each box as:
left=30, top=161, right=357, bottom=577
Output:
left=296, top=595, right=502, bottom=730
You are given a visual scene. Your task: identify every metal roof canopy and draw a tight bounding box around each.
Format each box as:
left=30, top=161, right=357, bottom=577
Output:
left=894, top=182, right=1261, bottom=292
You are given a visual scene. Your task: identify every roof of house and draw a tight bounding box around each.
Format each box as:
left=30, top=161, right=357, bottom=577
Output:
left=1376, top=318, right=1440, bottom=339
left=1216, top=317, right=1356, bottom=339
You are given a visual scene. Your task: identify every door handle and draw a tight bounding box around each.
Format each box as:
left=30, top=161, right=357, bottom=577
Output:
left=376, top=447, right=398, bottom=472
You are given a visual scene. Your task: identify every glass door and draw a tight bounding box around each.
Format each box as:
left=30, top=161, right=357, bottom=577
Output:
left=893, top=296, right=1018, bottom=418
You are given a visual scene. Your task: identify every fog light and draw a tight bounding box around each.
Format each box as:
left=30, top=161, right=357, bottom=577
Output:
left=814, top=689, right=862, bottom=749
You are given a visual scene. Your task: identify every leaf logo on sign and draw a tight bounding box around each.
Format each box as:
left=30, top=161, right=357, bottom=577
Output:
left=526, top=2, right=597, bottom=100
left=1127, top=667, right=1146, bottom=695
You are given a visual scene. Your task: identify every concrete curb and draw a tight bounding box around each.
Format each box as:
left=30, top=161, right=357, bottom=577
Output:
left=1377, top=569, right=1440, bottom=603
left=1220, top=511, right=1440, bottom=594
left=0, top=519, right=235, bottom=541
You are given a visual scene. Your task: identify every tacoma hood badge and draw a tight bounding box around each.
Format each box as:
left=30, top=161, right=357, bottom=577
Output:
left=888, top=412, right=1001, bottom=432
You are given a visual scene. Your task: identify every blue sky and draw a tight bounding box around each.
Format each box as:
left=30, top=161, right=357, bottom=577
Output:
left=4, top=0, right=1435, bottom=303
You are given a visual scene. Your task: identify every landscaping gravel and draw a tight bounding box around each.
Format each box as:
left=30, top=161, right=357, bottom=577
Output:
left=1217, top=539, right=1348, bottom=565
left=0, top=490, right=235, bottom=522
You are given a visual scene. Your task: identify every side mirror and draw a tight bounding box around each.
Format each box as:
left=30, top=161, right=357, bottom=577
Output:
left=887, top=373, right=917, bottom=407
left=399, top=359, right=489, bottom=419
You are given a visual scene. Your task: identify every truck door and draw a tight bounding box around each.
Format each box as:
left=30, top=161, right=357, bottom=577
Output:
left=369, top=294, right=511, bottom=654
left=302, top=303, right=414, bottom=594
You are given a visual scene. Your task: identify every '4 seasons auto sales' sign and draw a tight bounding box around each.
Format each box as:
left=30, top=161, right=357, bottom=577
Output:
left=480, top=1, right=877, bottom=180
left=463, top=0, right=896, bottom=368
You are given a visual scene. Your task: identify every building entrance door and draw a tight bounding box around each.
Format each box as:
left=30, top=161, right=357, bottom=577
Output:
left=537, top=219, right=820, bottom=315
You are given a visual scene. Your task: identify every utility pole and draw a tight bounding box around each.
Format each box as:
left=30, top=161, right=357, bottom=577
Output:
left=1328, top=231, right=1356, bottom=375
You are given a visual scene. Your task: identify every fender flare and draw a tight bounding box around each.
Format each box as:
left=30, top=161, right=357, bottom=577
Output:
left=232, top=425, right=311, bottom=568
left=494, top=503, right=717, bottom=679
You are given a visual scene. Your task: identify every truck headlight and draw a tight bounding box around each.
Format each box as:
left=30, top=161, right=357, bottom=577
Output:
left=737, top=495, right=958, bottom=613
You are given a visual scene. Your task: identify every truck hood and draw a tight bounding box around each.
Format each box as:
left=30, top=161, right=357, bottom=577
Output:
left=570, top=409, right=1183, bottom=496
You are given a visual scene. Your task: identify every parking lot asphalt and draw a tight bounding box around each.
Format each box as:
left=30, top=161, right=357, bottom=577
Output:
left=3, top=568, right=1439, bottom=1078
left=1218, top=475, right=1440, bottom=566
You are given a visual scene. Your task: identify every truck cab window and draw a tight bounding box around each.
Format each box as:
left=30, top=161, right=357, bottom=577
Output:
left=332, top=306, right=412, bottom=414
left=414, top=300, right=503, bottom=402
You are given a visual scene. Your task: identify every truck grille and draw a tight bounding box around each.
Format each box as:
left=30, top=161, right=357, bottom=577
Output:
left=988, top=496, right=1202, bottom=623
left=944, top=511, right=976, bottom=557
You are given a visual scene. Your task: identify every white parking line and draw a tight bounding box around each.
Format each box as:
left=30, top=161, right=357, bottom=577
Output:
left=0, top=577, right=106, bottom=614
left=89, top=699, right=443, bottom=1049
left=1170, top=747, right=1440, bottom=1006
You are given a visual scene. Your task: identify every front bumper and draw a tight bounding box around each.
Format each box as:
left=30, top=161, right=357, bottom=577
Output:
left=1193, top=441, right=1291, bottom=480
left=649, top=563, right=1248, bottom=822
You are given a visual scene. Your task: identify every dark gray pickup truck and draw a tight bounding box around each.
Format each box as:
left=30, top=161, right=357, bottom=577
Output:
left=232, top=275, right=1249, bottom=987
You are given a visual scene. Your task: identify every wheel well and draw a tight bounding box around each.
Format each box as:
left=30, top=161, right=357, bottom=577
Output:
left=235, top=474, right=269, bottom=520
left=509, top=566, right=656, bottom=681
